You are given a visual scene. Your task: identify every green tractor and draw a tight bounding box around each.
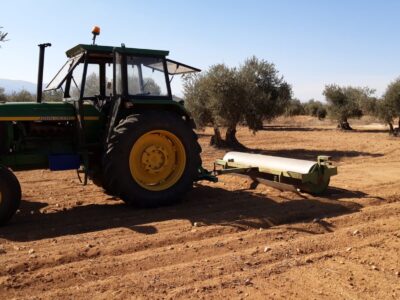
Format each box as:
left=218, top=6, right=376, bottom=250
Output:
left=0, top=28, right=209, bottom=225
left=0, top=28, right=338, bottom=226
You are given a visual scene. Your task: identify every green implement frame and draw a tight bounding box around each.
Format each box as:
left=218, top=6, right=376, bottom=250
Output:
left=213, top=155, right=338, bottom=194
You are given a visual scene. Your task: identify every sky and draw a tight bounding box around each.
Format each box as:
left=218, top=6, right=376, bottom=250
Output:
left=1, top=0, right=400, bottom=101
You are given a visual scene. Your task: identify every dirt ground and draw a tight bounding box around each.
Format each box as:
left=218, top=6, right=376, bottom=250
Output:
left=0, top=117, right=399, bottom=299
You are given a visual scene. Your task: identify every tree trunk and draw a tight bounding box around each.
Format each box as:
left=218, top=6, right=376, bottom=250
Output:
left=395, top=117, right=400, bottom=136
left=225, top=125, right=245, bottom=149
left=388, top=122, right=394, bottom=135
left=210, top=126, right=224, bottom=147
left=338, top=117, right=352, bottom=130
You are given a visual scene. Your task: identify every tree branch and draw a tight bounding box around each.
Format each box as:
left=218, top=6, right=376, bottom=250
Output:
left=0, top=27, right=9, bottom=44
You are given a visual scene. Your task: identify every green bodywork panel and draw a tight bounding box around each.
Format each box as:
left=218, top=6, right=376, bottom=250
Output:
left=131, top=99, right=192, bottom=118
left=0, top=99, right=191, bottom=171
left=0, top=101, right=101, bottom=118
left=66, top=44, right=169, bottom=58
left=0, top=101, right=104, bottom=171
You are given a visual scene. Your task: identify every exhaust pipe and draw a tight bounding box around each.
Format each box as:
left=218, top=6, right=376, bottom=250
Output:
left=36, top=43, right=51, bottom=103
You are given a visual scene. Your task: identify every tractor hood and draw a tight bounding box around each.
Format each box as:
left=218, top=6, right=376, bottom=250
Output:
left=0, top=102, right=100, bottom=121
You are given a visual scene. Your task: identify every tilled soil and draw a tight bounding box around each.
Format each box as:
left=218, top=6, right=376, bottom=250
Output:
left=0, top=121, right=399, bottom=299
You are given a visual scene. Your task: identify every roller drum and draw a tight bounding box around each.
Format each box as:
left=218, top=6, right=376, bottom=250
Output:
left=223, top=152, right=317, bottom=174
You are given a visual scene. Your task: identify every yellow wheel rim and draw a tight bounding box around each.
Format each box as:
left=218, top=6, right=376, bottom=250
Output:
left=129, top=130, right=186, bottom=191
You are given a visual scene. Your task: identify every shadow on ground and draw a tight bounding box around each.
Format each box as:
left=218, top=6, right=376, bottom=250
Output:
left=0, top=184, right=368, bottom=242
left=261, top=125, right=388, bottom=134
left=262, top=125, right=331, bottom=132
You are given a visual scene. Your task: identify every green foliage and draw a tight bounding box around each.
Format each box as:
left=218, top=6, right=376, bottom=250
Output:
left=0, top=87, right=36, bottom=102
left=376, top=98, right=396, bottom=126
left=205, top=64, right=243, bottom=128
left=84, top=72, right=100, bottom=97
left=284, top=98, right=305, bottom=117
left=382, top=78, right=400, bottom=114
left=43, top=90, right=63, bottom=102
left=323, top=84, right=372, bottom=129
left=377, top=78, right=400, bottom=135
left=239, top=56, right=292, bottom=131
left=316, top=106, right=327, bottom=120
left=0, top=87, right=6, bottom=102
left=303, top=99, right=327, bottom=120
left=361, top=96, right=378, bottom=116
left=142, top=78, right=161, bottom=95
left=184, top=56, right=291, bottom=147
left=7, top=90, right=36, bottom=102
left=184, top=64, right=244, bottom=146
left=127, top=74, right=162, bottom=96
left=183, top=74, right=213, bottom=129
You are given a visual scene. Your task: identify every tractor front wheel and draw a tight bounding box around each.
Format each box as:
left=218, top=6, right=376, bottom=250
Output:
left=0, top=166, right=21, bottom=226
left=103, top=111, right=201, bottom=207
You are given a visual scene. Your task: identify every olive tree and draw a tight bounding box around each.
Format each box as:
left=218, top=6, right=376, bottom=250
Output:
left=303, top=99, right=327, bottom=120
left=323, top=85, right=373, bottom=130
left=284, top=98, right=305, bottom=117
left=376, top=99, right=396, bottom=134
left=361, top=96, right=378, bottom=116
left=184, top=57, right=291, bottom=147
left=7, top=90, right=35, bottom=102
left=43, top=90, right=63, bottom=102
left=0, top=87, right=6, bottom=102
left=377, top=78, right=400, bottom=135
left=239, top=56, right=291, bottom=132
left=183, top=73, right=213, bottom=131
left=184, top=64, right=244, bottom=146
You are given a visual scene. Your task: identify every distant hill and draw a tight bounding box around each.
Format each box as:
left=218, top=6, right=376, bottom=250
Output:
left=0, top=79, right=37, bottom=94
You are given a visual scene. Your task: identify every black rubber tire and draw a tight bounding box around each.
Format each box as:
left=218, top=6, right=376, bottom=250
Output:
left=102, top=111, right=202, bottom=207
left=0, top=166, right=21, bottom=226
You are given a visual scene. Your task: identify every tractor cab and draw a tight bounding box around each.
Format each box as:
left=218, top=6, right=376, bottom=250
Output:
left=45, top=44, right=200, bottom=105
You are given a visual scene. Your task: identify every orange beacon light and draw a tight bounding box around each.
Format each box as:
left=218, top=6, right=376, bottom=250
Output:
left=92, top=26, right=100, bottom=44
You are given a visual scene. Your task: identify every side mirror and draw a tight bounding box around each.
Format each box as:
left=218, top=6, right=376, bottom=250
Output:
left=106, top=81, right=112, bottom=90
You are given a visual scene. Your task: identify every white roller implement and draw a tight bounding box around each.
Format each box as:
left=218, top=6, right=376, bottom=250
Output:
left=223, top=152, right=316, bottom=174
left=214, top=151, right=337, bottom=194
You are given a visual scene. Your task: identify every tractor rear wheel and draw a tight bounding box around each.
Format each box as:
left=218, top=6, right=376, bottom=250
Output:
left=103, top=111, right=201, bottom=207
left=0, top=166, right=21, bottom=225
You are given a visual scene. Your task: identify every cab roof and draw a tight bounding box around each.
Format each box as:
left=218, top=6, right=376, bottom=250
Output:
left=66, top=44, right=170, bottom=58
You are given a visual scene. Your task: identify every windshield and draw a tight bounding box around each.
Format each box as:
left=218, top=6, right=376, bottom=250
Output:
left=45, top=53, right=83, bottom=91
left=126, top=56, right=169, bottom=97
